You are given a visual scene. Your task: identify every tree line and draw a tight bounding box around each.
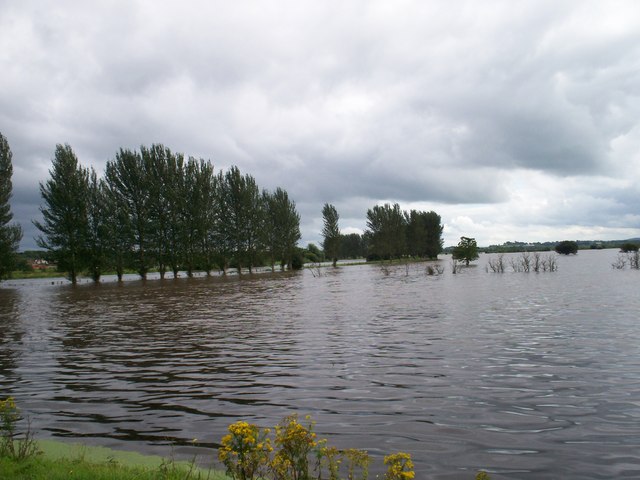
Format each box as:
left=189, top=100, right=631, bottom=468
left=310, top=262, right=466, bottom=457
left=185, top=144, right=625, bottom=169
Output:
left=321, top=202, right=443, bottom=263
left=34, top=143, right=301, bottom=284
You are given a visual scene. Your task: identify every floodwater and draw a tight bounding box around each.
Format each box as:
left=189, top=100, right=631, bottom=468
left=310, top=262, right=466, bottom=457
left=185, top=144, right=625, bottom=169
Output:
left=1, top=249, right=639, bottom=479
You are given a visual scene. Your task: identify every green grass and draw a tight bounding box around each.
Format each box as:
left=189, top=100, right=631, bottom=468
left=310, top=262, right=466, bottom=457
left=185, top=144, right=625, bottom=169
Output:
left=0, top=440, right=229, bottom=480
left=8, top=270, right=66, bottom=280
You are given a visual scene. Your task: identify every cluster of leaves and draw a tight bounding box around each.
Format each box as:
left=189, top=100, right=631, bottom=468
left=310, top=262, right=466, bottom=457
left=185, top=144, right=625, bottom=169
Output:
left=0, top=397, right=39, bottom=461
left=620, top=242, right=639, bottom=253
left=452, top=236, right=479, bottom=266
left=554, top=240, right=578, bottom=255
left=321, top=204, right=341, bottom=267
left=365, top=203, right=443, bottom=261
left=35, top=143, right=301, bottom=284
left=218, top=415, right=416, bottom=480
left=0, top=132, right=23, bottom=281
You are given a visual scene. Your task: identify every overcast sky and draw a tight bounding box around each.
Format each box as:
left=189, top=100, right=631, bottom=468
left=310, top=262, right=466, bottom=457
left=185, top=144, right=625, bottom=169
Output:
left=2, top=0, right=639, bottom=250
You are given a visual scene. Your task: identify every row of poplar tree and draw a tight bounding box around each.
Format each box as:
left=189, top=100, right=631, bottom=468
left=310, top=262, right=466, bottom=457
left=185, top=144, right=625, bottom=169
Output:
left=35, top=143, right=301, bottom=284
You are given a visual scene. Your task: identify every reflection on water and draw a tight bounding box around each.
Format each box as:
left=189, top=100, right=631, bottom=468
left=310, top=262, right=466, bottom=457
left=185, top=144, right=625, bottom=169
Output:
left=2, top=250, right=640, bottom=479
left=0, top=288, right=22, bottom=380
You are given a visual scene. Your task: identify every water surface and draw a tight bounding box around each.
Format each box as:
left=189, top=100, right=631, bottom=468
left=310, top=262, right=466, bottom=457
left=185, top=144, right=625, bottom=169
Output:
left=1, top=249, right=639, bottom=479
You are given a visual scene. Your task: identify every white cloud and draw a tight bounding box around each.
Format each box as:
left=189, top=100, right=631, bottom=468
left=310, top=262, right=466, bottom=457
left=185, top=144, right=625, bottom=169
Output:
left=1, top=0, right=640, bottom=250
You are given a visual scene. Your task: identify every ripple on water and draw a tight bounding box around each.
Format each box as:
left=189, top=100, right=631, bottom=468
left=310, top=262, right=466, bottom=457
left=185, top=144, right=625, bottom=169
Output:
left=3, top=253, right=640, bottom=479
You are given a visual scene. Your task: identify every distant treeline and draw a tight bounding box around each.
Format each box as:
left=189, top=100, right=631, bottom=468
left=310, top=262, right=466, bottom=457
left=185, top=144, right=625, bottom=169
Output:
left=476, top=239, right=640, bottom=254
left=35, top=144, right=301, bottom=284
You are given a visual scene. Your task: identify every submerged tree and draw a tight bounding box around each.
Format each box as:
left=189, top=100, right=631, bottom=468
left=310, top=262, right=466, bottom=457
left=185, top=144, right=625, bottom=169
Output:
left=452, top=236, right=479, bottom=266
left=264, top=188, right=301, bottom=271
left=405, top=210, right=443, bottom=259
left=105, top=148, right=151, bottom=279
left=217, top=166, right=264, bottom=274
left=34, top=144, right=90, bottom=285
left=183, top=158, right=217, bottom=276
left=0, top=132, right=23, bottom=280
left=555, top=240, right=578, bottom=255
left=340, top=233, right=366, bottom=259
left=366, top=203, right=406, bottom=260
left=85, top=169, right=109, bottom=282
left=321, top=203, right=341, bottom=267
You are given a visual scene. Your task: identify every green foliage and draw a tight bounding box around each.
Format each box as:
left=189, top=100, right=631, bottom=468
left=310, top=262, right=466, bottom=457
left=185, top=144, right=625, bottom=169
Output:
left=405, top=210, right=443, bottom=259
left=183, top=158, right=217, bottom=276
left=365, top=204, right=443, bottom=262
left=0, top=397, right=39, bottom=461
left=105, top=148, right=150, bottom=278
left=33, top=144, right=90, bottom=285
left=290, top=249, right=305, bottom=270
left=217, top=166, right=265, bottom=274
left=264, top=188, right=302, bottom=271
left=339, top=233, right=367, bottom=259
left=0, top=454, right=219, bottom=480
left=141, top=144, right=187, bottom=279
left=322, top=204, right=341, bottom=267
left=86, top=169, right=109, bottom=282
left=304, top=243, right=324, bottom=263
left=452, top=237, right=479, bottom=266
left=37, top=142, right=301, bottom=281
left=620, top=242, right=639, bottom=253
left=555, top=240, right=578, bottom=255
left=366, top=203, right=406, bottom=260
left=0, top=132, right=23, bottom=280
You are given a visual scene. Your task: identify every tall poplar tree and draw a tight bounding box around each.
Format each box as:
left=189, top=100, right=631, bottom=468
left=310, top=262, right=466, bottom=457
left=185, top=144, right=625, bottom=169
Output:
left=86, top=169, right=108, bottom=282
left=217, top=166, right=263, bottom=274
left=34, top=144, right=90, bottom=285
left=183, top=158, right=217, bottom=276
left=105, top=148, right=151, bottom=279
left=321, top=203, right=340, bottom=267
left=264, top=188, right=301, bottom=270
left=0, top=132, right=23, bottom=280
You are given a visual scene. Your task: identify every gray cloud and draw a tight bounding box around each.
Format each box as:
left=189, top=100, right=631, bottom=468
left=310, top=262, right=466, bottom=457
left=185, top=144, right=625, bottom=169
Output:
left=2, top=0, right=640, bottom=249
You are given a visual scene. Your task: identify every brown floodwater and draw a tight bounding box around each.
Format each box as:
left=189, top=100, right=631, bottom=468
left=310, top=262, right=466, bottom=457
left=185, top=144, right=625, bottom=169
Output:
left=1, top=249, right=640, bottom=479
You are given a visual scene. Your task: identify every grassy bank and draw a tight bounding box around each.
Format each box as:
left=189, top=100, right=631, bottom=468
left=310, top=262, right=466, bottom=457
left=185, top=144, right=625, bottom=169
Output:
left=0, top=439, right=228, bottom=480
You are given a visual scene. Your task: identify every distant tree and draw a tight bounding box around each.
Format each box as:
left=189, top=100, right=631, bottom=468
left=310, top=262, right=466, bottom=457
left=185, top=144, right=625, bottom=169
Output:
left=85, top=169, right=109, bottom=282
left=217, top=166, right=263, bottom=274
left=422, top=211, right=444, bottom=259
left=34, top=144, right=90, bottom=285
left=340, top=233, right=366, bottom=259
left=452, top=236, right=479, bottom=266
left=142, top=144, right=173, bottom=279
left=620, top=242, right=639, bottom=253
left=366, top=203, right=406, bottom=260
left=304, top=243, right=324, bottom=263
left=555, top=240, right=578, bottom=255
left=321, top=203, right=341, bottom=267
left=183, top=158, right=217, bottom=276
left=404, top=210, right=443, bottom=259
left=139, top=144, right=190, bottom=278
left=102, top=177, right=132, bottom=281
left=0, top=132, right=23, bottom=280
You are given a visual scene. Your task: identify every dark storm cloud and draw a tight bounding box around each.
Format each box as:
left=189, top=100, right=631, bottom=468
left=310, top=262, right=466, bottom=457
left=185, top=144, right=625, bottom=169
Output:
left=1, top=0, right=639, bottom=248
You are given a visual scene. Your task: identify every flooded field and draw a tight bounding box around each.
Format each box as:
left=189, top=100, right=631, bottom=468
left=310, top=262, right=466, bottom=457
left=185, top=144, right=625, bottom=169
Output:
left=1, top=249, right=639, bottom=479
